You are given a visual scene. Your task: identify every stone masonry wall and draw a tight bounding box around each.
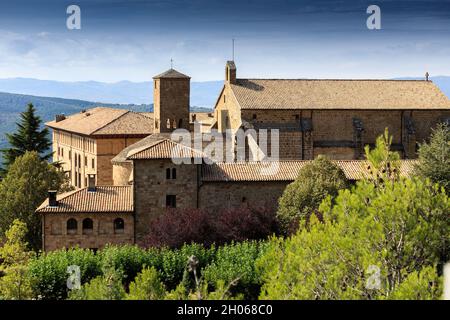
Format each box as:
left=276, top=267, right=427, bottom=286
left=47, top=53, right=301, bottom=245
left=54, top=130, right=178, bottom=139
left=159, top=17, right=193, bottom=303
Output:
left=133, top=159, right=199, bottom=244
left=198, top=181, right=289, bottom=213
left=42, top=212, right=134, bottom=251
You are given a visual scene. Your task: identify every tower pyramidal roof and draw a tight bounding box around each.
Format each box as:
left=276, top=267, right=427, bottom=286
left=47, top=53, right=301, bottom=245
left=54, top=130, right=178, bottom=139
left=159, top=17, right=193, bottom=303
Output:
left=153, top=68, right=190, bottom=79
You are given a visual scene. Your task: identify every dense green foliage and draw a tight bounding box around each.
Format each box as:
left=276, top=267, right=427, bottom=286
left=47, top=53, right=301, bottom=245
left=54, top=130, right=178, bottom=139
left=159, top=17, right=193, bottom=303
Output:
left=1, top=103, right=52, bottom=171
left=28, top=248, right=101, bottom=300
left=415, top=123, right=450, bottom=193
left=126, top=267, right=166, bottom=300
left=203, top=241, right=267, bottom=299
left=258, top=178, right=448, bottom=300
left=0, top=151, right=71, bottom=250
left=277, top=155, right=349, bottom=234
left=258, top=130, right=448, bottom=300
left=0, top=220, right=34, bottom=299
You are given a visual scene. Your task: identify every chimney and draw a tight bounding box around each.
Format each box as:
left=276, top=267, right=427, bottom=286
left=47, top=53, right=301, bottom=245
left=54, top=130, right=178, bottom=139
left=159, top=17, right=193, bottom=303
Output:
left=55, top=114, right=66, bottom=122
left=48, top=190, right=58, bottom=207
left=87, top=174, right=96, bottom=192
left=425, top=72, right=429, bottom=81
left=225, top=61, right=236, bottom=84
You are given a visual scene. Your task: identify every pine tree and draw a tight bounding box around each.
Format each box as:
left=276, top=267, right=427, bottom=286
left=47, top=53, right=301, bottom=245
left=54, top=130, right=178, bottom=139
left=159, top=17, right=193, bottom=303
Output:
left=1, top=103, right=52, bottom=172
left=415, top=123, right=450, bottom=193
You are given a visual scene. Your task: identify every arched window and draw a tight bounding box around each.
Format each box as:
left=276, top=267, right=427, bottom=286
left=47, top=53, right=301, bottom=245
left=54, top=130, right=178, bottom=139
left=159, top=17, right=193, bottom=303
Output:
left=166, top=168, right=171, bottom=179
left=82, top=218, right=93, bottom=234
left=172, top=168, right=177, bottom=179
left=114, top=218, right=125, bottom=234
left=67, top=218, right=77, bottom=235
left=178, top=119, right=182, bottom=128
left=166, top=119, right=171, bottom=129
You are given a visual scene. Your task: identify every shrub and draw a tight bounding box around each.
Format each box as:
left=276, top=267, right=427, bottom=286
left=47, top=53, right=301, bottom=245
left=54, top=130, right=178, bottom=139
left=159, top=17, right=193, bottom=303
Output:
left=126, top=267, right=166, bottom=300
left=28, top=248, right=100, bottom=300
left=203, top=241, right=267, bottom=299
left=213, top=206, right=278, bottom=244
left=144, top=206, right=278, bottom=249
left=159, top=243, right=216, bottom=291
left=144, top=208, right=216, bottom=248
left=277, top=155, right=348, bottom=234
left=98, top=245, right=160, bottom=287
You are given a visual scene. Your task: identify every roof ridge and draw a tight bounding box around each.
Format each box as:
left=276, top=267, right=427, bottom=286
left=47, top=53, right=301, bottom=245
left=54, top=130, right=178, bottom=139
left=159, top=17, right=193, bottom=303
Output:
left=236, top=78, right=430, bottom=82
left=126, top=138, right=169, bottom=158
left=90, top=109, right=131, bottom=134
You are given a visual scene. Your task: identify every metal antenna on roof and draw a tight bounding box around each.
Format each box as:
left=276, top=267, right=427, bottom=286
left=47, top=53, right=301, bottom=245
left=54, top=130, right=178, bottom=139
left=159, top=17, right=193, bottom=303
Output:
left=170, top=58, right=174, bottom=69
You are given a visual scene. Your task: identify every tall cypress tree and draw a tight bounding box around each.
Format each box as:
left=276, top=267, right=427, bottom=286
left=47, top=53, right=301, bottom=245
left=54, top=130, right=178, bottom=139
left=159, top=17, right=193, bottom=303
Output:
left=1, top=103, right=52, bottom=172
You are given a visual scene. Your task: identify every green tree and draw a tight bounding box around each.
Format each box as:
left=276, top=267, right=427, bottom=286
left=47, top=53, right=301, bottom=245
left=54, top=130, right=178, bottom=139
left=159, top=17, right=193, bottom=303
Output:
left=126, top=267, right=166, bottom=300
left=0, top=220, right=34, bottom=299
left=1, top=103, right=52, bottom=173
left=276, top=155, right=348, bottom=234
left=258, top=178, right=448, bottom=300
left=364, top=128, right=401, bottom=184
left=387, top=266, right=442, bottom=300
left=415, top=123, right=450, bottom=193
left=0, top=152, right=71, bottom=250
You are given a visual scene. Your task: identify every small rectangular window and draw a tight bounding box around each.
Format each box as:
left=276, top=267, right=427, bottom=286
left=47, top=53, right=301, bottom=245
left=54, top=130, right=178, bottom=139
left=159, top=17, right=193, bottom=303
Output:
left=85, top=156, right=87, bottom=167
left=166, top=195, right=176, bottom=208
left=253, top=114, right=257, bottom=120
left=172, top=168, right=177, bottom=179
left=92, top=158, right=95, bottom=169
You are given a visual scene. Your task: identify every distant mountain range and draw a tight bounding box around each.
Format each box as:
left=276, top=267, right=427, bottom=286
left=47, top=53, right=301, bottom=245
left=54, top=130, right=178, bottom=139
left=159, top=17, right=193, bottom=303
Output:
left=0, top=78, right=224, bottom=107
left=0, top=91, right=213, bottom=155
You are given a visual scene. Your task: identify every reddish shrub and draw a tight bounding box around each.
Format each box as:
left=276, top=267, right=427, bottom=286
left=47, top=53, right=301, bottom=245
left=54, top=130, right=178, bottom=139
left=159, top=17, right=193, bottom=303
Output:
left=143, top=205, right=279, bottom=249
left=144, top=208, right=216, bottom=248
left=213, top=206, right=279, bottom=244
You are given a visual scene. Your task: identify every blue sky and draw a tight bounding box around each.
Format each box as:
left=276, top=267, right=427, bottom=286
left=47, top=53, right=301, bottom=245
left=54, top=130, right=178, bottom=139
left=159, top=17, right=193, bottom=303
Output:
left=1, top=0, right=450, bottom=82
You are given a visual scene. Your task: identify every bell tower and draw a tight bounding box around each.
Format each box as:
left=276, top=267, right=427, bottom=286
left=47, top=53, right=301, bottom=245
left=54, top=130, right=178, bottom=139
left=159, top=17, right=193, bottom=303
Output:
left=153, top=68, right=190, bottom=133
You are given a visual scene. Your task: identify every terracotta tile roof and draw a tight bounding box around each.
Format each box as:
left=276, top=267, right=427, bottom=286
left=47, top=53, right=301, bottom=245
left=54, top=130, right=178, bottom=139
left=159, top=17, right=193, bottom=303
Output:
left=230, top=79, right=450, bottom=110
left=201, top=160, right=418, bottom=182
left=127, top=138, right=204, bottom=160
left=36, top=186, right=133, bottom=213
left=46, top=107, right=153, bottom=136
left=153, top=68, right=190, bottom=79
left=94, top=111, right=153, bottom=135
left=111, top=133, right=172, bottom=163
